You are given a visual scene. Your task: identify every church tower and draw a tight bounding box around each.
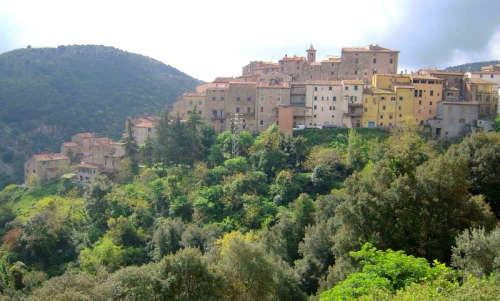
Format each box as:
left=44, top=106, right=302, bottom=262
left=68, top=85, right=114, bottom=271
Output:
left=307, top=44, right=316, bottom=63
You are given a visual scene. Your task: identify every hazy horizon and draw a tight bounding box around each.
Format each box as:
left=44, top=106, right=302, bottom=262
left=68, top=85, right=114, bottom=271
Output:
left=1, top=0, right=499, bottom=81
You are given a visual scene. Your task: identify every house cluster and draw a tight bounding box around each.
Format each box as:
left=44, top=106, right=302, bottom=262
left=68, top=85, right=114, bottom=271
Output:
left=171, top=44, right=499, bottom=137
left=25, top=132, right=125, bottom=185
left=24, top=45, right=499, bottom=185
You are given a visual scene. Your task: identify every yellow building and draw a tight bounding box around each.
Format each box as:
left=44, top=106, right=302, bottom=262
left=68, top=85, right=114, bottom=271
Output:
left=362, top=74, right=416, bottom=128
left=411, top=75, right=443, bottom=125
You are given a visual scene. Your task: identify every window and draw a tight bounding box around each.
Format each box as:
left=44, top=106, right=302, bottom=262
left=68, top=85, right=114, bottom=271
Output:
left=212, top=96, right=216, bottom=101
left=314, top=87, right=318, bottom=91
left=382, top=105, right=386, bottom=110
left=260, top=106, right=263, bottom=112
left=391, top=96, right=396, bottom=101
left=236, top=96, right=241, bottom=101
left=491, top=74, right=494, bottom=78
left=390, top=58, right=393, bottom=64
left=331, top=115, right=335, bottom=118
left=314, top=96, right=318, bottom=101
left=380, top=115, right=384, bottom=119
left=355, top=58, right=359, bottom=64
left=328, top=86, right=332, bottom=91
left=345, top=86, right=349, bottom=91
left=329, top=106, right=332, bottom=110
left=418, top=90, right=422, bottom=97
left=212, top=110, right=217, bottom=117
left=429, top=101, right=433, bottom=105
left=373, top=58, right=377, bottom=64
left=414, top=90, right=418, bottom=97
left=321, top=96, right=324, bottom=101
left=381, top=96, right=385, bottom=100
left=313, top=105, right=317, bottom=110
left=260, top=120, right=264, bottom=125
left=236, top=107, right=240, bottom=113
left=430, top=90, right=434, bottom=96
left=313, top=114, right=317, bottom=118
left=419, top=100, right=422, bottom=105
left=398, top=106, right=402, bottom=110
left=354, top=70, right=358, bottom=75
left=247, top=97, right=251, bottom=101
left=399, top=96, right=403, bottom=101
left=354, top=85, right=358, bottom=91
left=332, top=106, right=336, bottom=110
left=333, top=96, right=337, bottom=101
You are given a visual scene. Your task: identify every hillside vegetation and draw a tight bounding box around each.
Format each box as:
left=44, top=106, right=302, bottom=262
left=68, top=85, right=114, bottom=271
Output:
left=444, top=60, right=500, bottom=72
left=0, top=111, right=498, bottom=299
left=0, top=45, right=201, bottom=188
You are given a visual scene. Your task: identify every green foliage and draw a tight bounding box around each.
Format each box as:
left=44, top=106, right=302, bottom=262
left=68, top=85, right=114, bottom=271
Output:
left=0, top=45, right=201, bottom=189
left=451, top=226, right=500, bottom=278
left=1, top=125, right=499, bottom=300
left=320, top=243, right=451, bottom=300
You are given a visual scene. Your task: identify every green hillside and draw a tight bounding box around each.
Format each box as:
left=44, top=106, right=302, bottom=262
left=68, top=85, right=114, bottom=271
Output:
left=0, top=45, right=201, bottom=188
left=444, top=60, right=500, bottom=72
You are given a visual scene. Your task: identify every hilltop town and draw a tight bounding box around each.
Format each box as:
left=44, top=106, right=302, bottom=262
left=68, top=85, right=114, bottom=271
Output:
left=25, top=44, right=500, bottom=185
left=172, top=44, right=499, bottom=136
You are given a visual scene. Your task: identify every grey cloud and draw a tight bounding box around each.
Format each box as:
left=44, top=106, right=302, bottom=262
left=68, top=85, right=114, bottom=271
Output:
left=380, top=0, right=500, bottom=68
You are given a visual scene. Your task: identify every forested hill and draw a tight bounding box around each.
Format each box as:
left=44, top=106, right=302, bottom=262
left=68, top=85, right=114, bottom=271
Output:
left=444, top=60, right=500, bottom=72
left=0, top=45, right=201, bottom=188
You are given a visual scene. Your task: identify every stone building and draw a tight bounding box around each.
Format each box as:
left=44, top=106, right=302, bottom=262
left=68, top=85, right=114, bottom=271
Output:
left=339, top=44, right=399, bottom=83
left=24, top=153, right=70, bottom=184
left=427, top=77, right=498, bottom=139
left=410, top=75, right=443, bottom=125
left=75, top=162, right=100, bottom=184
left=126, top=116, right=158, bottom=146
left=305, top=81, right=344, bottom=127
left=171, top=92, right=205, bottom=121
left=464, top=78, right=498, bottom=119
left=362, top=74, right=415, bottom=128
left=204, top=82, right=229, bottom=132
left=466, top=64, right=500, bottom=113
left=342, top=80, right=365, bottom=128
left=256, top=83, right=291, bottom=131
left=225, top=82, right=258, bottom=132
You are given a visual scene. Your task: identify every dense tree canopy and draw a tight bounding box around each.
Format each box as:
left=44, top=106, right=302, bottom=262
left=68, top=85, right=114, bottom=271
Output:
left=0, top=123, right=498, bottom=299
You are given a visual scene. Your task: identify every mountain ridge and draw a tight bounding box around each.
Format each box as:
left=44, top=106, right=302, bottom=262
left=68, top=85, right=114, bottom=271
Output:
left=0, top=44, right=201, bottom=188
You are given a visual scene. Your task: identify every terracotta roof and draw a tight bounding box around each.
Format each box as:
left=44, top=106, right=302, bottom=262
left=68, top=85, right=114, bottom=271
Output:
left=62, top=142, right=78, bottom=147
left=411, top=75, right=442, bottom=80
left=33, top=153, right=69, bottom=161
left=78, top=162, right=100, bottom=169
left=342, top=79, right=364, bottom=85
left=467, top=78, right=496, bottom=85
left=342, top=44, right=398, bottom=53
left=133, top=117, right=156, bottom=128
left=394, top=85, right=415, bottom=89
left=280, top=55, right=306, bottom=62
left=305, top=80, right=342, bottom=85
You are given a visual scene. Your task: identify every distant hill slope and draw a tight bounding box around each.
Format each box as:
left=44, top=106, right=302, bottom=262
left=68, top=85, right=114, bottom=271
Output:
left=0, top=45, right=201, bottom=188
left=444, top=60, right=500, bottom=72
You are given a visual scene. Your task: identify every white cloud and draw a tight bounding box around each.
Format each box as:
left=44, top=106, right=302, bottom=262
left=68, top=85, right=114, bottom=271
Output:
left=0, top=0, right=497, bottom=80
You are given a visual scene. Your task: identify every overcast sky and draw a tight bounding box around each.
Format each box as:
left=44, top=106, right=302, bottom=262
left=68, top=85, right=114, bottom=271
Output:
left=0, top=0, right=499, bottom=81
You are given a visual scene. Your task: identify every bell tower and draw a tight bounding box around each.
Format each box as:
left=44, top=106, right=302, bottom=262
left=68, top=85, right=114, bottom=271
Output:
left=307, top=44, right=316, bottom=63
